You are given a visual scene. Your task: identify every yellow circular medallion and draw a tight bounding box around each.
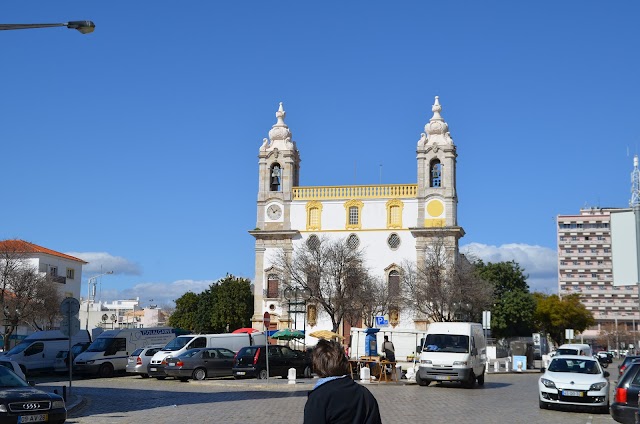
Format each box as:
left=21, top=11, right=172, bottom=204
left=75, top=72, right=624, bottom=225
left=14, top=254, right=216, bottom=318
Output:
left=427, top=200, right=444, bottom=217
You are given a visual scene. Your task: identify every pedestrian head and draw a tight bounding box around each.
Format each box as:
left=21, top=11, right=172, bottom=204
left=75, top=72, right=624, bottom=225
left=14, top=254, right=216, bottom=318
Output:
left=384, top=336, right=389, bottom=342
left=312, top=339, right=350, bottom=378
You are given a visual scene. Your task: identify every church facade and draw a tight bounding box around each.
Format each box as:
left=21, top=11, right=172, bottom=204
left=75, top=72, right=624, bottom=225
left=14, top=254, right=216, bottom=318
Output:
left=250, top=97, right=465, bottom=337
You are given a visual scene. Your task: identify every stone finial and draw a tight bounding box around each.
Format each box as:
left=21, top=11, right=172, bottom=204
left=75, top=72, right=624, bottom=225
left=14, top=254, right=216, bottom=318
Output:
left=268, top=102, right=292, bottom=143
left=424, top=96, right=450, bottom=138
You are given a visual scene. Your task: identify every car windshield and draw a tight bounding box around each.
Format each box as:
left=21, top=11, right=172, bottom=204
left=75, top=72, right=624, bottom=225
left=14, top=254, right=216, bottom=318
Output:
left=0, top=366, right=28, bottom=388
left=423, top=334, right=469, bottom=353
left=86, top=338, right=114, bottom=353
left=5, top=342, right=29, bottom=356
left=131, top=349, right=144, bottom=357
left=162, top=337, right=194, bottom=351
left=548, top=358, right=600, bottom=374
left=557, top=348, right=579, bottom=355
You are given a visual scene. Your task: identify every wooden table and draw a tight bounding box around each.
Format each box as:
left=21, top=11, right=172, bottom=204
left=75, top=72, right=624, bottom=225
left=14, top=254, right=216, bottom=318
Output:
left=348, top=357, right=398, bottom=383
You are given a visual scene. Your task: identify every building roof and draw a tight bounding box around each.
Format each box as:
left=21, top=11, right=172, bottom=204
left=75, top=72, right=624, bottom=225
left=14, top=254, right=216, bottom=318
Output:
left=0, top=240, right=88, bottom=264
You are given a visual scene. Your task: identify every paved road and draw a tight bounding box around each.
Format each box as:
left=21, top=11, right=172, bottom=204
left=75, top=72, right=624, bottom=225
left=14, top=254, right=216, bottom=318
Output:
left=35, top=371, right=621, bottom=424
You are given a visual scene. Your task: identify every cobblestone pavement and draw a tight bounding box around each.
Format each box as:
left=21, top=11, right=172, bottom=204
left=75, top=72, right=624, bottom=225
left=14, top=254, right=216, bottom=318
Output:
left=44, top=372, right=619, bottom=424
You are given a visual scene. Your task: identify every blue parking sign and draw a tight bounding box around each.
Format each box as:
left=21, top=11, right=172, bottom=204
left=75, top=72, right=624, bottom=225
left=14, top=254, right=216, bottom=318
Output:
left=375, top=316, right=388, bottom=326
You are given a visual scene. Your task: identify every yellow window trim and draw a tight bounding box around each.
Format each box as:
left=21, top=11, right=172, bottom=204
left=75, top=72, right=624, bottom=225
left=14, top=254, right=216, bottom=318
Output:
left=386, top=199, right=404, bottom=229
left=344, top=200, right=364, bottom=230
left=306, top=201, right=323, bottom=231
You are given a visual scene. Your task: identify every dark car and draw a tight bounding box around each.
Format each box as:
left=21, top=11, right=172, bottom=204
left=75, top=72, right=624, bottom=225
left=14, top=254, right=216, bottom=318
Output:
left=612, top=360, right=640, bottom=423
left=232, top=345, right=311, bottom=379
left=619, top=356, right=640, bottom=378
left=0, top=365, right=66, bottom=423
left=165, top=347, right=236, bottom=381
left=54, top=342, right=91, bottom=373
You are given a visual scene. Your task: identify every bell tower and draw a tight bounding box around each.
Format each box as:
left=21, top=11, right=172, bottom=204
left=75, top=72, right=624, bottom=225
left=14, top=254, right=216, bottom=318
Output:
left=250, top=102, right=301, bottom=328
left=413, top=96, right=464, bottom=264
left=256, top=102, right=300, bottom=231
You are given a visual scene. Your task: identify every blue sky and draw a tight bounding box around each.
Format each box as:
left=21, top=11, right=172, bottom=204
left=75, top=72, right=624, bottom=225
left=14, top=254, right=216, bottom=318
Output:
left=1, top=2, right=638, bottom=305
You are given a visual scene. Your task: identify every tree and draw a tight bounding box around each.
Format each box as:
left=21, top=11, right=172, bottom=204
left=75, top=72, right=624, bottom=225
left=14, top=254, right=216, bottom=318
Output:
left=208, top=275, right=253, bottom=332
left=168, top=275, right=254, bottom=333
left=0, top=245, right=63, bottom=350
left=274, top=236, right=374, bottom=333
left=475, top=260, right=535, bottom=338
left=401, top=233, right=493, bottom=323
left=168, top=292, right=199, bottom=331
left=534, top=293, right=595, bottom=346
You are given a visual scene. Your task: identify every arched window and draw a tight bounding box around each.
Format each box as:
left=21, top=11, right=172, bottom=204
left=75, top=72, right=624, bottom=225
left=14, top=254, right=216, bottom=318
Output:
left=430, top=160, right=442, bottom=188
left=388, top=270, right=400, bottom=297
left=344, top=200, right=363, bottom=230
left=386, top=199, right=404, bottom=229
left=267, top=274, right=280, bottom=298
left=270, top=163, right=282, bottom=192
left=306, top=201, right=323, bottom=231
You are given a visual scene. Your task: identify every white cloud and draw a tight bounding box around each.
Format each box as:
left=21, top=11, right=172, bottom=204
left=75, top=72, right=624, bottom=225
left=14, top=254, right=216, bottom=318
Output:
left=103, top=279, right=216, bottom=306
left=66, top=252, right=141, bottom=275
left=461, top=243, right=558, bottom=294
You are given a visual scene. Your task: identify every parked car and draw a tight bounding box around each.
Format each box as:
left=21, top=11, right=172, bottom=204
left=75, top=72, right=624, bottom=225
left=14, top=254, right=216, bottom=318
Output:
left=164, top=347, right=236, bottom=381
left=126, top=344, right=165, bottom=378
left=0, top=365, right=66, bottom=423
left=611, top=359, right=640, bottom=424
left=619, top=356, right=640, bottom=378
left=0, top=358, right=26, bottom=381
left=232, top=345, right=311, bottom=379
left=54, top=342, right=91, bottom=373
left=597, top=351, right=614, bottom=363
left=538, top=355, right=610, bottom=413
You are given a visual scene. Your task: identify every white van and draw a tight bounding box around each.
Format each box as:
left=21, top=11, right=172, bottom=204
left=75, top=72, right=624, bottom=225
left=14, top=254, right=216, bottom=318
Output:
left=74, top=327, right=178, bottom=378
left=148, top=332, right=266, bottom=379
left=556, top=343, right=592, bottom=357
left=3, top=329, right=91, bottom=376
left=416, top=322, right=487, bottom=388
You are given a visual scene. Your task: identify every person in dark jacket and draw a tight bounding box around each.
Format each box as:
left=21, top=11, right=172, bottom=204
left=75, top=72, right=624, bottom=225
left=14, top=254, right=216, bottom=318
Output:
left=304, top=339, right=382, bottom=424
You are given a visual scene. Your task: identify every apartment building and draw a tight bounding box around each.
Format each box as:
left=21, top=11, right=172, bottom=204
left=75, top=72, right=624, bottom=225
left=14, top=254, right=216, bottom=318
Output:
left=557, top=207, right=639, bottom=339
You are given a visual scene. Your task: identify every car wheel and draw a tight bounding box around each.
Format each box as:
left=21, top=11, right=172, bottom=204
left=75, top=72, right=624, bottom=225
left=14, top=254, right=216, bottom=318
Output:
left=596, top=402, right=609, bottom=414
left=258, top=369, right=268, bottom=379
left=463, top=371, right=475, bottom=389
left=193, top=368, right=207, bottom=381
left=539, top=399, right=547, bottom=409
left=476, top=371, right=485, bottom=386
left=416, top=373, right=429, bottom=386
left=98, top=363, right=114, bottom=378
left=303, top=365, right=312, bottom=378
left=141, top=374, right=149, bottom=378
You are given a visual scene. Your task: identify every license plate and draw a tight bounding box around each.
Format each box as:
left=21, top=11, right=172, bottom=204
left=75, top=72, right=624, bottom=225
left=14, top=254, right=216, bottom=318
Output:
left=562, top=390, right=583, bottom=397
left=18, top=414, right=47, bottom=423
left=150, top=367, right=157, bottom=372
left=236, top=371, right=245, bottom=375
left=434, top=375, right=451, bottom=380
left=168, top=363, right=175, bottom=366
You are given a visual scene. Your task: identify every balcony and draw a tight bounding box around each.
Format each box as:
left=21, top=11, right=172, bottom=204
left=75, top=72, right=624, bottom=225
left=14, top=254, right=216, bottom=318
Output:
left=293, top=184, right=417, bottom=200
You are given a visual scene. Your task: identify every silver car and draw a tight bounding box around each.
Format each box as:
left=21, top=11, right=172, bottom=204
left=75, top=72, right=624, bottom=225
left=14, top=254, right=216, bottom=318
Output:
left=126, top=344, right=165, bottom=378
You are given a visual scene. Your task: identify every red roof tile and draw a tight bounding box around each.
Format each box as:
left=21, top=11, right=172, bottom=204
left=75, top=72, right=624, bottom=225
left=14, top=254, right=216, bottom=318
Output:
left=0, top=240, right=88, bottom=264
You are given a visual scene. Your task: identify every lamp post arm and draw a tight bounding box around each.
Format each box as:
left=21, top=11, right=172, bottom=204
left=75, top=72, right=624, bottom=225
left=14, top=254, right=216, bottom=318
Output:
left=0, top=21, right=95, bottom=34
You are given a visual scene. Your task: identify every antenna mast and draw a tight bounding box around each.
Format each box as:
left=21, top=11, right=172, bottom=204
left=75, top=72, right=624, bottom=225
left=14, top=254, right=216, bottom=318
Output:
left=632, top=155, right=640, bottom=207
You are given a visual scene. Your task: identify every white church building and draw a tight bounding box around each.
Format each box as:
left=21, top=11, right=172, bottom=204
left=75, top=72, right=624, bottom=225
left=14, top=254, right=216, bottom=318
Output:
left=250, top=97, right=465, bottom=350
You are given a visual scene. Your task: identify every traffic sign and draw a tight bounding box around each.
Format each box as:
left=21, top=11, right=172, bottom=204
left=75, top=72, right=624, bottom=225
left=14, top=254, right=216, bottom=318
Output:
left=263, top=312, right=271, bottom=327
left=375, top=316, right=388, bottom=327
left=60, top=297, right=80, bottom=316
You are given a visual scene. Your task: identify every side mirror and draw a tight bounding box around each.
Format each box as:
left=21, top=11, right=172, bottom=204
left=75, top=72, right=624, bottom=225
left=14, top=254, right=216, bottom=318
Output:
left=604, top=371, right=610, bottom=378
left=540, top=367, right=546, bottom=373
left=471, top=348, right=477, bottom=356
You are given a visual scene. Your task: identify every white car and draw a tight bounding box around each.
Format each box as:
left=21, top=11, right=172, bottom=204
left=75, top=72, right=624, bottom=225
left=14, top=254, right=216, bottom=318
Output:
left=0, top=358, right=27, bottom=381
left=539, top=355, right=610, bottom=413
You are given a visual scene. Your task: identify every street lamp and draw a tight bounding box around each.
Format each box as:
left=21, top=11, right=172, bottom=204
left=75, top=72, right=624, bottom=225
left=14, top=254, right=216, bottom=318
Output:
left=0, top=21, right=95, bottom=34
left=283, top=287, right=311, bottom=349
left=85, top=271, right=113, bottom=330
